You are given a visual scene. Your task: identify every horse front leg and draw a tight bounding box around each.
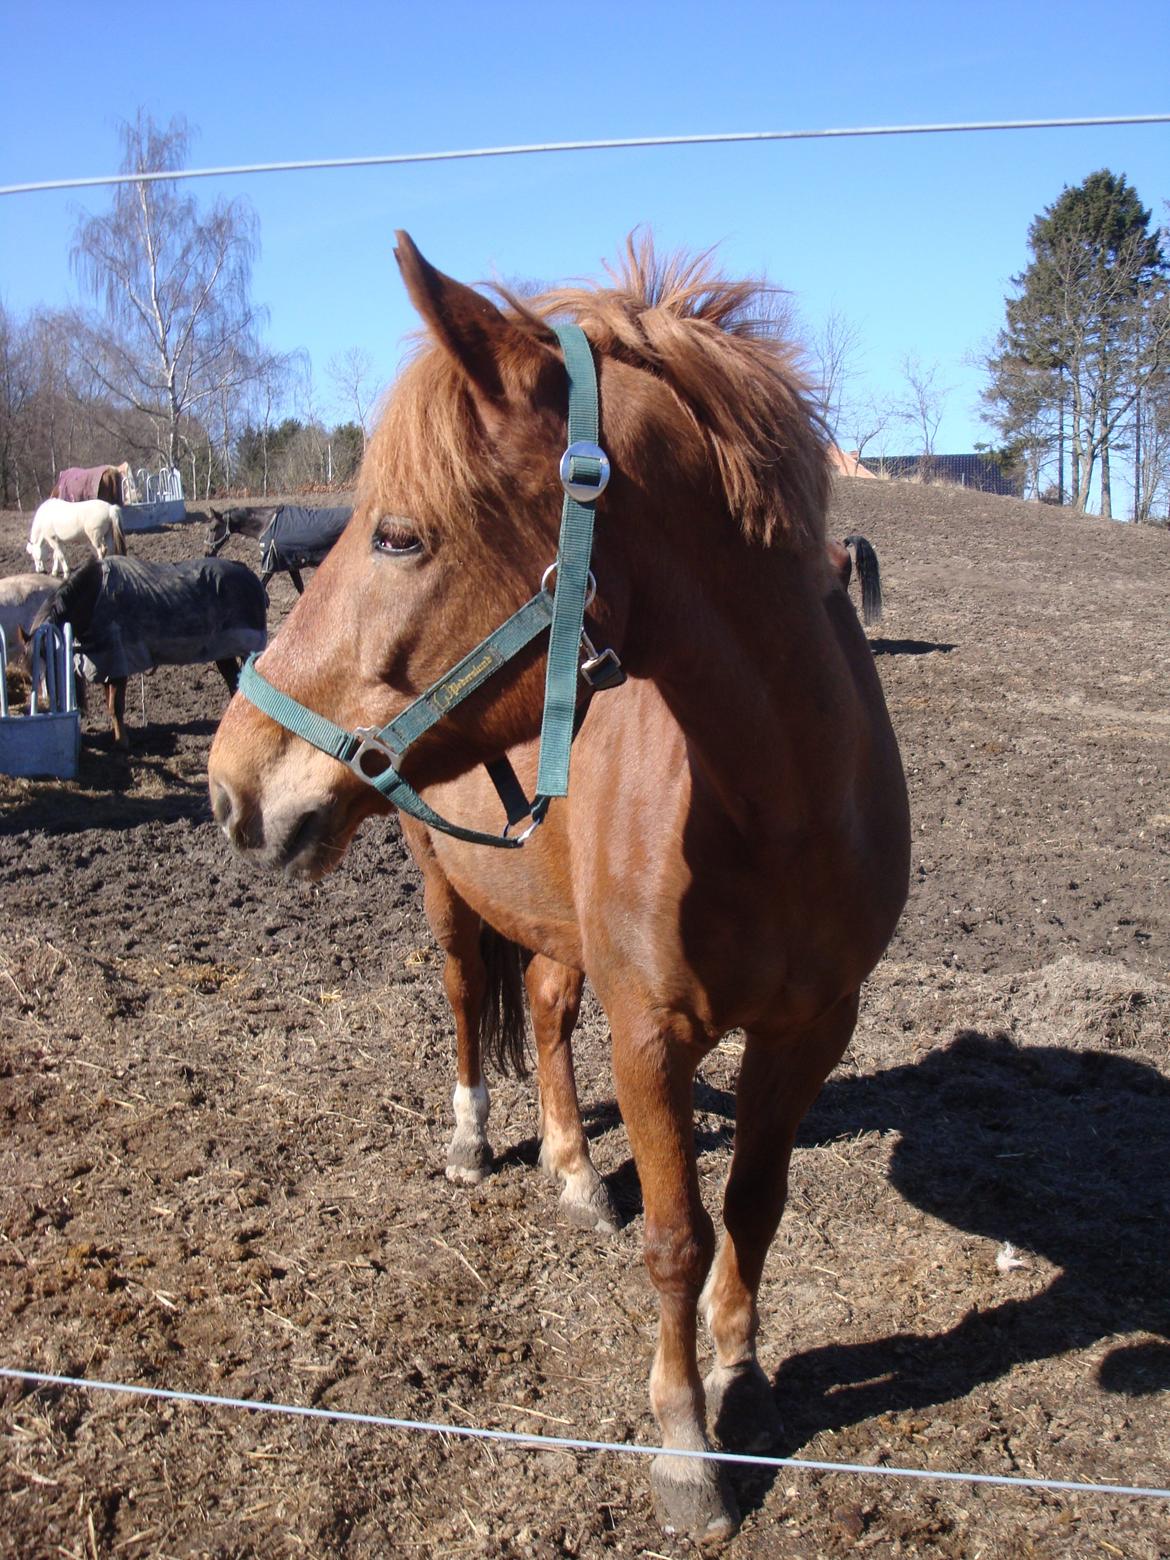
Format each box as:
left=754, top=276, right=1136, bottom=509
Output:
left=701, top=990, right=859, bottom=1453
left=215, top=657, right=242, bottom=695
left=106, top=680, right=129, bottom=748
left=401, top=820, right=494, bottom=1184
left=52, top=542, right=69, bottom=579
left=610, top=1004, right=737, bottom=1545
left=526, top=956, right=618, bottom=1235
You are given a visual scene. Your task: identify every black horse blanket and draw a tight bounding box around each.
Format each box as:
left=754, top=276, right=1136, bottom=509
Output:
left=259, top=506, right=351, bottom=577
left=72, top=557, right=267, bottom=682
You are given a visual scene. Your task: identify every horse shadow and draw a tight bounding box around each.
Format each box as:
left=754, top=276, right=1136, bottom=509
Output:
left=869, top=637, right=957, bottom=657
left=0, top=726, right=218, bottom=837
left=765, top=1030, right=1169, bottom=1445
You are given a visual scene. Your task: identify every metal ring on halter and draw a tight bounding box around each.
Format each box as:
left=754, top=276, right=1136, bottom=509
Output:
left=501, top=810, right=547, bottom=844
left=541, top=563, right=597, bottom=606
left=559, top=441, right=611, bottom=503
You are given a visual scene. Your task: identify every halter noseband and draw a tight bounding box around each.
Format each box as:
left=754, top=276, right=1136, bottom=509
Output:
left=236, top=322, right=623, bottom=849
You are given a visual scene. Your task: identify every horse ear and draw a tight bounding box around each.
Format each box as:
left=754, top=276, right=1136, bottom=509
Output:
left=393, top=231, right=523, bottom=405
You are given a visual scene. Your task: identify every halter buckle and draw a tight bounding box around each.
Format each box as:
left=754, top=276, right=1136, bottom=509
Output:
left=559, top=441, right=611, bottom=504
left=579, top=625, right=626, bottom=690
left=346, top=726, right=401, bottom=782
left=541, top=564, right=597, bottom=606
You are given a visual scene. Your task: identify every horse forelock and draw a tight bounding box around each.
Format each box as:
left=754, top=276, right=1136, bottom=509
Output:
left=361, top=349, right=521, bottom=552
left=369, top=236, right=829, bottom=554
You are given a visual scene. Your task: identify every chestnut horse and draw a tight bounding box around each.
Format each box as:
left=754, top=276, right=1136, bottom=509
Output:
left=51, top=462, right=132, bottom=505
left=208, top=234, right=909, bottom=1543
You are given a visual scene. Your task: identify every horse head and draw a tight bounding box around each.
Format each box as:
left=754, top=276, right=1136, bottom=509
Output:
left=118, top=462, right=139, bottom=504
left=209, top=231, right=832, bottom=879
left=210, top=234, right=624, bottom=874
left=204, top=511, right=232, bottom=556
left=28, top=559, right=102, bottom=642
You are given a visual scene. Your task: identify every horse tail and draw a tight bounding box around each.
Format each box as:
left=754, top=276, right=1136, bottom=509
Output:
left=109, top=508, right=127, bottom=555
left=844, top=533, right=882, bottom=626
left=479, top=925, right=530, bottom=1078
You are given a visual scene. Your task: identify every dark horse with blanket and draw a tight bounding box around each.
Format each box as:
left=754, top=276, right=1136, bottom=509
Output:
left=32, top=557, right=267, bottom=748
left=205, top=505, right=352, bottom=593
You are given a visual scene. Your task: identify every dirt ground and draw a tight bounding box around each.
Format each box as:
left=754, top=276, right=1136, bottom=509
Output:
left=0, top=481, right=1167, bottom=1560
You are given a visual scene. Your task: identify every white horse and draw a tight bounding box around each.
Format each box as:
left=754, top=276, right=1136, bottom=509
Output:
left=0, top=573, right=59, bottom=646
left=27, top=498, right=127, bottom=578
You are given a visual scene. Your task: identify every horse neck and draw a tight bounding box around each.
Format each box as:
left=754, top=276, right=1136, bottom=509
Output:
left=615, top=524, right=844, bottom=824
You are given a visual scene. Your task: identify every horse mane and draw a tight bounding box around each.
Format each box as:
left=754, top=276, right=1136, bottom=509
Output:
left=370, top=235, right=829, bottom=554
left=29, top=559, right=103, bottom=635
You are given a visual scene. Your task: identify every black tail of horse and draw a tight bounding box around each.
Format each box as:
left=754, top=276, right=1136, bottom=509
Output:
left=480, top=925, right=530, bottom=1077
left=844, top=533, right=883, bottom=626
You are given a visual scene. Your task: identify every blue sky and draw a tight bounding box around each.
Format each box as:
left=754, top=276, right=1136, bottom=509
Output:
left=1, top=0, right=1167, bottom=468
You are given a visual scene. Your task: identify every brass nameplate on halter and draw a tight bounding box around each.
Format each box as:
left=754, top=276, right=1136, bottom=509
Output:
left=430, top=648, right=504, bottom=714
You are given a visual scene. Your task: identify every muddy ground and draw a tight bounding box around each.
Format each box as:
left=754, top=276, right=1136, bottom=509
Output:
left=0, top=481, right=1167, bottom=1559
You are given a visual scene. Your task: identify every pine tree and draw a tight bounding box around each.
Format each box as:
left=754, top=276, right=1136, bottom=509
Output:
left=985, top=171, right=1169, bottom=516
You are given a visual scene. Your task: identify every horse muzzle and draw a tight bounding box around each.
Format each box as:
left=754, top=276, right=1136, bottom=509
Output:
left=208, top=771, right=338, bottom=879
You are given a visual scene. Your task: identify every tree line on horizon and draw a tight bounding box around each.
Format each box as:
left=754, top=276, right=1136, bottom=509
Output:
left=0, top=114, right=1167, bottom=520
left=0, top=114, right=380, bottom=510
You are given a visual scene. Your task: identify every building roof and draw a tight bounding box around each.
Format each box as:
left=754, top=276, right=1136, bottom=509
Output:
left=860, top=454, right=1024, bottom=497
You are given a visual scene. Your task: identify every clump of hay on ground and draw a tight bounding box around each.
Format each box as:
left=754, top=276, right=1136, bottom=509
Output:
left=1008, top=957, right=1170, bottom=1055
left=946, top=956, right=1170, bottom=1063
left=865, top=956, right=1169, bottom=1069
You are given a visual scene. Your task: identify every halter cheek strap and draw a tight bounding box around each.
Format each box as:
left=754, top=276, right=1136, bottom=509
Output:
left=236, top=322, right=622, bottom=850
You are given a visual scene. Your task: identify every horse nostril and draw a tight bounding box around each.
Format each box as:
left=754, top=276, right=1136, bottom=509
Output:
left=284, top=806, right=328, bottom=863
left=209, top=776, right=265, bottom=851
left=209, top=777, right=236, bottom=831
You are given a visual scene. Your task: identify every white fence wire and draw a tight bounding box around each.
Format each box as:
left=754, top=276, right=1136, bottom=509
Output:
left=2, top=1368, right=1168, bottom=1503
left=2, top=115, right=1167, bottom=197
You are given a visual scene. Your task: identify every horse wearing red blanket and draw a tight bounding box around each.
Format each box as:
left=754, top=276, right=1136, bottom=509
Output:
left=51, top=463, right=133, bottom=505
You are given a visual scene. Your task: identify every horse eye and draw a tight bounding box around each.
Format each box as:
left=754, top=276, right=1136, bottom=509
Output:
left=373, top=520, right=422, bottom=556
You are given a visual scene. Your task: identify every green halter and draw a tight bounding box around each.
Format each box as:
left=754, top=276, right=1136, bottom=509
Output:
left=236, top=322, right=622, bottom=849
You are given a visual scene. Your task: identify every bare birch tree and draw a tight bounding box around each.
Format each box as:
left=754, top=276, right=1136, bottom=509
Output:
left=327, top=347, right=380, bottom=453
left=808, top=308, right=863, bottom=442
left=897, top=353, right=949, bottom=468
left=70, top=112, right=265, bottom=468
left=840, top=396, right=895, bottom=471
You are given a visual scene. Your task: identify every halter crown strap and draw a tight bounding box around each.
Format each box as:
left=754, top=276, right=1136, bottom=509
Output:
left=235, top=321, right=610, bottom=849
left=534, top=325, right=607, bottom=802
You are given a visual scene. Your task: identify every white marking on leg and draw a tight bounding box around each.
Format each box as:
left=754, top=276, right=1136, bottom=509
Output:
left=453, top=1081, right=489, bottom=1135
left=446, top=1081, right=492, bottom=1184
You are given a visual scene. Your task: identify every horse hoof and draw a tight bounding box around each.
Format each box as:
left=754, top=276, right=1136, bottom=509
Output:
left=705, top=1360, right=784, bottom=1453
left=445, top=1135, right=493, bottom=1185
left=651, top=1454, right=739, bottom=1547
left=559, top=1177, right=620, bottom=1236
